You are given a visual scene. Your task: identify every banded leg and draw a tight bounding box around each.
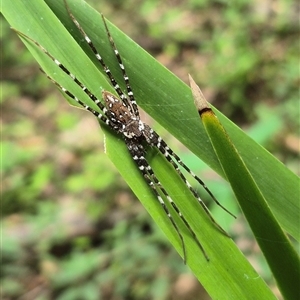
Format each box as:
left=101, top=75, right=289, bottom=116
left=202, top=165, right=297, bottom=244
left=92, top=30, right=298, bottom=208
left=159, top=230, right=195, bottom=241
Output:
left=126, top=139, right=209, bottom=262
left=147, top=170, right=209, bottom=262
left=14, top=30, right=108, bottom=112
left=149, top=129, right=235, bottom=219
left=64, top=0, right=138, bottom=117
left=40, top=70, right=112, bottom=126
left=100, top=13, right=139, bottom=117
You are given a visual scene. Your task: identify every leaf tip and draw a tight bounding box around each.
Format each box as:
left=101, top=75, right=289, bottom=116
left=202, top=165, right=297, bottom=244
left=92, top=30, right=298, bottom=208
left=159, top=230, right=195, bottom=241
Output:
left=188, top=74, right=209, bottom=113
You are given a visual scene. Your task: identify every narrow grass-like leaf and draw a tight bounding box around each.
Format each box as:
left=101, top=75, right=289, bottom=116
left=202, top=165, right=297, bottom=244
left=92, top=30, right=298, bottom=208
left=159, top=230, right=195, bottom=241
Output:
left=190, top=75, right=300, bottom=300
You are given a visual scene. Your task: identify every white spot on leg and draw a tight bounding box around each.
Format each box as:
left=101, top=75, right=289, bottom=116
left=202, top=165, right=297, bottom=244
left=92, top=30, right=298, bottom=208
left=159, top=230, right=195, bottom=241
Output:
left=157, top=196, right=164, bottom=204
left=167, top=196, right=173, bottom=203
left=186, top=181, right=192, bottom=188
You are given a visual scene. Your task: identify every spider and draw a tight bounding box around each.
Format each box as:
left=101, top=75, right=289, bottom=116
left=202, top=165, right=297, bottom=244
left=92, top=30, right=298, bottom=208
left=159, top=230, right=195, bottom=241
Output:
left=15, top=0, right=234, bottom=263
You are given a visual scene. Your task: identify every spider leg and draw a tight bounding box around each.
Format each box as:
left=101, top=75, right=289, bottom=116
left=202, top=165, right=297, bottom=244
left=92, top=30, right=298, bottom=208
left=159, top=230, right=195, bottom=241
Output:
left=14, top=30, right=108, bottom=111
left=100, top=14, right=139, bottom=118
left=160, top=137, right=236, bottom=217
left=64, top=0, right=138, bottom=116
left=126, top=139, right=209, bottom=263
left=13, top=29, right=127, bottom=131
left=143, top=127, right=234, bottom=235
left=39, top=69, right=116, bottom=127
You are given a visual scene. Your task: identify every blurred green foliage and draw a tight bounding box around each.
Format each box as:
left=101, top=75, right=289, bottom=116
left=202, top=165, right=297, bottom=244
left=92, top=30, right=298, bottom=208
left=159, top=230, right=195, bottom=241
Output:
left=2, top=0, right=298, bottom=299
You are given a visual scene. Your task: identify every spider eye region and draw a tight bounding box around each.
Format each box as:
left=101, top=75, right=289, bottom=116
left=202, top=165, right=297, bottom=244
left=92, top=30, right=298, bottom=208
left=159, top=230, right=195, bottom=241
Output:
left=103, top=90, right=131, bottom=119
